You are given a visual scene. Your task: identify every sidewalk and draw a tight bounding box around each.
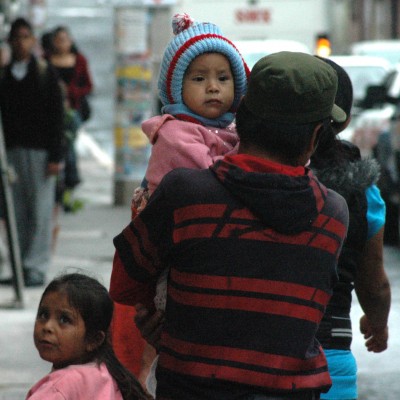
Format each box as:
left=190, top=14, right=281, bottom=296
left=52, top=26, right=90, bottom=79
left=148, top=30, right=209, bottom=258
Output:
left=0, top=138, right=132, bottom=399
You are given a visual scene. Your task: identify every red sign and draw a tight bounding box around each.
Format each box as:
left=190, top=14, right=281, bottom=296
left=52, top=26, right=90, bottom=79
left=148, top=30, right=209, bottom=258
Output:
left=235, top=9, right=271, bottom=23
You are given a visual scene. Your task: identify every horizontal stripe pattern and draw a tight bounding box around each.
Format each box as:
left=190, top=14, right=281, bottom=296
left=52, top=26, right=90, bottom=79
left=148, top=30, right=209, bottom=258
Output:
left=169, top=269, right=328, bottom=323
left=173, top=204, right=346, bottom=257
left=169, top=285, right=324, bottom=323
left=112, top=167, right=349, bottom=397
left=331, top=329, right=353, bottom=338
left=163, top=333, right=327, bottom=372
left=171, top=269, right=330, bottom=304
left=162, top=268, right=332, bottom=391
left=159, top=350, right=331, bottom=391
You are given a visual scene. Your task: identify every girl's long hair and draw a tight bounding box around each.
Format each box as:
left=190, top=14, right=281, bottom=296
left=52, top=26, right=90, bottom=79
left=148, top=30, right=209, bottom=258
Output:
left=41, top=273, right=150, bottom=400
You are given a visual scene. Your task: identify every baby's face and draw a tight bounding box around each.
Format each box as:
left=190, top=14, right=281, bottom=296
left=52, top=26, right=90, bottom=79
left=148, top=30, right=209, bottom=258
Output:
left=182, top=53, right=235, bottom=119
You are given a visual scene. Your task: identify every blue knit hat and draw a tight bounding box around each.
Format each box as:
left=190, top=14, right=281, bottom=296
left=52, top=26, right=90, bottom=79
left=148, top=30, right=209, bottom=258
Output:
left=158, top=13, right=250, bottom=112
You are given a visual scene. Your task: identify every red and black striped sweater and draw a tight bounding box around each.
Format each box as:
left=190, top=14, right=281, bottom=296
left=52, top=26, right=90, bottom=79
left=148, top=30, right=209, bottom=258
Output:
left=111, top=154, right=349, bottom=399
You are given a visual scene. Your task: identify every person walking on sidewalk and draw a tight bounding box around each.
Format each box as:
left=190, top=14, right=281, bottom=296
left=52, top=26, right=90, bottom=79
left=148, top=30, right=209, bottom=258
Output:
left=0, top=17, right=64, bottom=287
left=310, top=57, right=391, bottom=400
left=110, top=52, right=349, bottom=399
left=48, top=25, right=93, bottom=211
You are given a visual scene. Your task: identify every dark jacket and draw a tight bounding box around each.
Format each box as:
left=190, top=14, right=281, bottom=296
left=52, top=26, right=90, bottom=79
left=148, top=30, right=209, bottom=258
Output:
left=112, top=154, right=349, bottom=399
left=313, top=146, right=381, bottom=349
left=0, top=56, right=64, bottom=162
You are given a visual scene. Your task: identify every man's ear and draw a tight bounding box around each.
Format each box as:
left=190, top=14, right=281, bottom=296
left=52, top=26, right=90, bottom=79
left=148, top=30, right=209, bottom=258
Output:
left=309, top=123, right=323, bottom=154
left=332, top=115, right=352, bottom=135
left=86, top=331, right=106, bottom=352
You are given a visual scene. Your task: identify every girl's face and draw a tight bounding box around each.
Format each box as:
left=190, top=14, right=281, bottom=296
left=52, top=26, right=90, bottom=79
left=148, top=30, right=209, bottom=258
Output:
left=183, top=53, right=235, bottom=119
left=53, top=30, right=72, bottom=54
left=34, top=290, right=89, bottom=369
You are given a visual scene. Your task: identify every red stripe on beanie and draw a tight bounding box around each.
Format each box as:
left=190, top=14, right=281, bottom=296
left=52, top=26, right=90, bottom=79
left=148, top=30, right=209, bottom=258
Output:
left=224, top=37, right=251, bottom=78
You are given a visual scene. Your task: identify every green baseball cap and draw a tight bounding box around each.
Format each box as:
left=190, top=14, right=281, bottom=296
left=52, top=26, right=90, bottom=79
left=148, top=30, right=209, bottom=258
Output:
left=243, top=51, right=347, bottom=124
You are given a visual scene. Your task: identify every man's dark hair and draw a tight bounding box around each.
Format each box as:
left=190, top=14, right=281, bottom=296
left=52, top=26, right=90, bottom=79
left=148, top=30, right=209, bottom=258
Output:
left=311, top=56, right=355, bottom=169
left=8, top=17, right=33, bottom=40
left=235, top=101, right=329, bottom=164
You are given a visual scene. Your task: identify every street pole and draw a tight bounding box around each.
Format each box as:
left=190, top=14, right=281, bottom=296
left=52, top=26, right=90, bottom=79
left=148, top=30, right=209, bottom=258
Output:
left=0, top=121, right=24, bottom=309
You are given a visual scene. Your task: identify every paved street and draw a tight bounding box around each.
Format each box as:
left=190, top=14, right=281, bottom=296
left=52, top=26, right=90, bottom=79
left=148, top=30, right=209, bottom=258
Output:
left=352, top=244, right=400, bottom=399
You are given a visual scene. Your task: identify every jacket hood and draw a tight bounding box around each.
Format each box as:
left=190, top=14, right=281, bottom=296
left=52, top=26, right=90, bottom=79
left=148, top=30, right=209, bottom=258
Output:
left=141, top=114, right=175, bottom=144
left=211, top=156, right=327, bottom=235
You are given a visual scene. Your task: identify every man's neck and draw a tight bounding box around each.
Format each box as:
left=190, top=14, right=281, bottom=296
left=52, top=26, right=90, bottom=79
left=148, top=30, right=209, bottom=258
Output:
left=238, top=143, right=304, bottom=167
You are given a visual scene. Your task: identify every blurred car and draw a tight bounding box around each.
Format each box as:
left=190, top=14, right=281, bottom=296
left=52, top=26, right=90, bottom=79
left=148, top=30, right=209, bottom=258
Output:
left=351, top=39, right=400, bottom=67
left=341, top=64, right=400, bottom=245
left=329, top=55, right=392, bottom=116
left=234, top=39, right=311, bottom=69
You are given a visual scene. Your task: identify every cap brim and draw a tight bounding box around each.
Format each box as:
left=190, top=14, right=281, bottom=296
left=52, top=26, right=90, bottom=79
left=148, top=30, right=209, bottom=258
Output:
left=331, top=104, right=347, bottom=124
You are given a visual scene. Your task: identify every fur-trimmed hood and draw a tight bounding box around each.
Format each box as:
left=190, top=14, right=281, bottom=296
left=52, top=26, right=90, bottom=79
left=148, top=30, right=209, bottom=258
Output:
left=312, top=157, right=380, bottom=202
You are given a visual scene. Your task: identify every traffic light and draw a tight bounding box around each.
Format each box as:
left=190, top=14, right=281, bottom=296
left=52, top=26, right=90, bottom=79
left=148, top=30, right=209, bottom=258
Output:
left=315, top=34, right=331, bottom=57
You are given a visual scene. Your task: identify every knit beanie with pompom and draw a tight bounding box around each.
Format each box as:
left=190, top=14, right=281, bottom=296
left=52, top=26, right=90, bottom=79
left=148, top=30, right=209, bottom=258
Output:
left=158, top=13, right=250, bottom=112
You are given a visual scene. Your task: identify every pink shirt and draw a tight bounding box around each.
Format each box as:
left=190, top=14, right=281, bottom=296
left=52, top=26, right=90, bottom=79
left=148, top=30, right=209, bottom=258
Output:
left=142, top=114, right=239, bottom=194
left=25, top=363, right=123, bottom=400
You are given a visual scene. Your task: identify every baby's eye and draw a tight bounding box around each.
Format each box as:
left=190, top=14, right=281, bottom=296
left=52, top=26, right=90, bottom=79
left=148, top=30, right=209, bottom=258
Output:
left=219, top=75, right=231, bottom=82
left=192, top=76, right=204, bottom=82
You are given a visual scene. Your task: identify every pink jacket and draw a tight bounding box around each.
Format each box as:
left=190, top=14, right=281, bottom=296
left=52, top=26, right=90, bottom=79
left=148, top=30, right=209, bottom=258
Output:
left=25, top=363, right=122, bottom=400
left=142, top=114, right=239, bottom=194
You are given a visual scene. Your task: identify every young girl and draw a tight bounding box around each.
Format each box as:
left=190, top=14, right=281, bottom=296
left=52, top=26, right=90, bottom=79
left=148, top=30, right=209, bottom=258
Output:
left=111, top=12, right=250, bottom=396
left=26, top=273, right=150, bottom=400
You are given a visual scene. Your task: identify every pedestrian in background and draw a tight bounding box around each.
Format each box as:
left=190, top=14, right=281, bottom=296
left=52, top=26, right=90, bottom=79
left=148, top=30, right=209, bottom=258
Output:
left=311, top=57, right=391, bottom=400
left=0, top=17, right=64, bottom=287
left=110, top=52, right=349, bottom=399
left=48, top=25, right=93, bottom=212
left=26, top=272, right=150, bottom=400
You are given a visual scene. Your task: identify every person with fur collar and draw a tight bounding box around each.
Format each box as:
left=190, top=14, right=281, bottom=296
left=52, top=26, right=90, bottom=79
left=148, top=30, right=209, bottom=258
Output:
left=311, top=57, right=391, bottom=400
